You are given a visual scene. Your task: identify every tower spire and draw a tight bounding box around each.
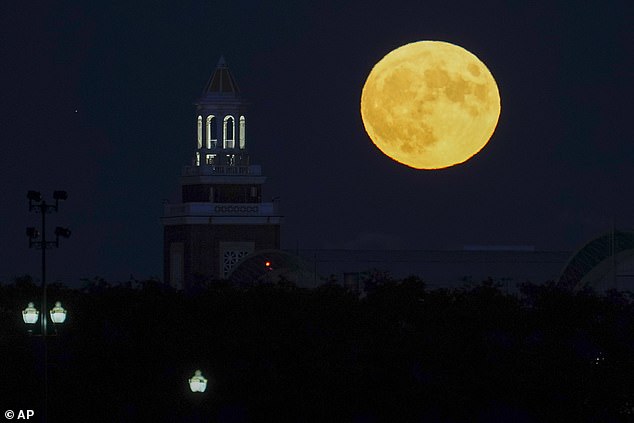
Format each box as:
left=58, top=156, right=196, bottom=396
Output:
left=202, top=56, right=240, bottom=96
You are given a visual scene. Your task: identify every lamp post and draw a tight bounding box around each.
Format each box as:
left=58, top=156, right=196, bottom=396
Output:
left=25, top=190, right=70, bottom=422
left=26, top=190, right=70, bottom=336
left=187, top=370, right=209, bottom=422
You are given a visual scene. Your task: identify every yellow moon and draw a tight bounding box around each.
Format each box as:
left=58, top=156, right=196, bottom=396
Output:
left=361, top=41, right=500, bottom=169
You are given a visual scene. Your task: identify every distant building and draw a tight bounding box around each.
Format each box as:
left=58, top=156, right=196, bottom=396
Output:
left=558, top=229, right=634, bottom=291
left=162, top=57, right=282, bottom=290
left=221, top=247, right=570, bottom=291
left=291, top=248, right=570, bottom=292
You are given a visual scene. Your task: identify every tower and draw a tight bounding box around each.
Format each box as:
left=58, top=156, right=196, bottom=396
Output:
left=162, top=57, right=282, bottom=289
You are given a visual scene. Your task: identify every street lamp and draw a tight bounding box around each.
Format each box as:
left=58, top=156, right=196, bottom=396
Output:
left=49, top=302, right=67, bottom=324
left=22, top=302, right=68, bottom=326
left=22, top=302, right=39, bottom=324
left=189, top=370, right=208, bottom=392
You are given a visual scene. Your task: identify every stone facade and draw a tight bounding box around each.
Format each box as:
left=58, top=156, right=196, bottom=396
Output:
left=163, top=224, right=280, bottom=287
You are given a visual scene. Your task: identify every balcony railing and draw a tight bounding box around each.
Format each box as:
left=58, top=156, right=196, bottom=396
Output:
left=164, top=202, right=279, bottom=217
left=183, top=164, right=261, bottom=176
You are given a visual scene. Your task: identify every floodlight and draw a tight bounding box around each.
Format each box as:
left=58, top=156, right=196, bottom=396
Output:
left=53, top=191, right=68, bottom=201
left=27, top=191, right=42, bottom=202
left=55, top=227, right=71, bottom=238
left=26, top=227, right=39, bottom=239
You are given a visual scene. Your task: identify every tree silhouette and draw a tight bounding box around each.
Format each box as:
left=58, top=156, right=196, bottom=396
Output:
left=1, top=275, right=633, bottom=421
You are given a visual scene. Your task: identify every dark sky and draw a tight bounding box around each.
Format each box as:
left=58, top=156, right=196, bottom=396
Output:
left=1, top=0, right=632, bottom=285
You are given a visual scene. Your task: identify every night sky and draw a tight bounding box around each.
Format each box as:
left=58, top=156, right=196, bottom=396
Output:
left=1, top=0, right=631, bottom=285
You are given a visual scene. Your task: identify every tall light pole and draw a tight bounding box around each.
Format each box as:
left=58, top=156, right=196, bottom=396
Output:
left=26, top=190, right=70, bottom=336
left=25, top=190, right=70, bottom=422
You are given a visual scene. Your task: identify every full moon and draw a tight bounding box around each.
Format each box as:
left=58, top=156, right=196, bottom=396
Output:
left=361, top=41, right=500, bottom=169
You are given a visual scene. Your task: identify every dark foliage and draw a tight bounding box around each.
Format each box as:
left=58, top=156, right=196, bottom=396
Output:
left=1, top=276, right=633, bottom=422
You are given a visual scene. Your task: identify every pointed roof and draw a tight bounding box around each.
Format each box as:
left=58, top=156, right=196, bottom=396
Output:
left=202, top=56, right=240, bottom=97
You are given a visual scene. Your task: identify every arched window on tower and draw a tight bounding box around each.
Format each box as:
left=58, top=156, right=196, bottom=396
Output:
left=206, top=115, right=216, bottom=149
left=239, top=116, right=246, bottom=149
left=197, top=116, right=203, bottom=149
left=223, top=115, right=235, bottom=149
